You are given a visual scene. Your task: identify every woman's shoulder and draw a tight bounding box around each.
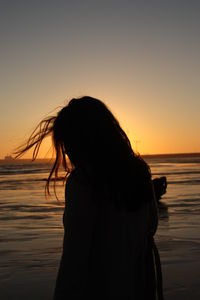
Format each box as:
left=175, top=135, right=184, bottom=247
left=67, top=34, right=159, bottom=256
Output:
left=64, top=168, right=97, bottom=217
left=65, top=168, right=95, bottom=205
left=66, top=168, right=91, bottom=188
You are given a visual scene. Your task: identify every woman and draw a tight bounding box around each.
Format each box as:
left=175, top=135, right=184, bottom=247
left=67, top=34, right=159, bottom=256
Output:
left=15, top=96, right=163, bottom=299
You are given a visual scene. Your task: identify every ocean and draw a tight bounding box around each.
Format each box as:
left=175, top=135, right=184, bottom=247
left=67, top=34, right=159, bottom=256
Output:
left=0, top=155, right=200, bottom=300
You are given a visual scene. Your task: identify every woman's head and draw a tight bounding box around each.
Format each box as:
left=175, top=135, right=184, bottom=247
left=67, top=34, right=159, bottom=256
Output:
left=15, top=96, right=150, bottom=205
left=53, top=96, right=133, bottom=167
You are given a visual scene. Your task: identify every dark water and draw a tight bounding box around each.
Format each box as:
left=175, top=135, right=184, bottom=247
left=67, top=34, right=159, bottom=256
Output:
left=0, top=156, right=200, bottom=300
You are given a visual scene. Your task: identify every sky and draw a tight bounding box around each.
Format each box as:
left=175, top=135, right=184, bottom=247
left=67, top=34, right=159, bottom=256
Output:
left=0, top=0, right=200, bottom=158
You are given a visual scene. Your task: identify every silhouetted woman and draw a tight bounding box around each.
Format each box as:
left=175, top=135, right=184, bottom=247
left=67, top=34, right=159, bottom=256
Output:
left=15, top=96, right=163, bottom=299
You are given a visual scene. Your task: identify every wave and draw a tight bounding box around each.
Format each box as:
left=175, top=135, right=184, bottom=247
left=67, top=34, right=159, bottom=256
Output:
left=0, top=214, right=52, bottom=221
left=0, top=176, right=199, bottom=190
left=0, top=203, right=64, bottom=222
left=167, top=179, right=200, bottom=185
left=0, top=168, right=51, bottom=176
left=152, top=170, right=200, bottom=176
left=0, top=203, right=64, bottom=212
left=1, top=165, right=198, bottom=177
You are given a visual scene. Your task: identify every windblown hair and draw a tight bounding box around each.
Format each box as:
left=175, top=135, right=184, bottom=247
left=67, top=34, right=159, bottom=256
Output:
left=14, top=96, right=152, bottom=209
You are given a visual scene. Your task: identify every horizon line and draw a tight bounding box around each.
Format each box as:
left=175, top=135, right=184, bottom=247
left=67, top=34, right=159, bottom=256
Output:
left=1, top=152, right=200, bottom=161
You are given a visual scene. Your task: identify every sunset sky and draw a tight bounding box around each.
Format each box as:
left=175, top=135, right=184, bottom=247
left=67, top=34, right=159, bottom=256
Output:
left=1, top=1, right=200, bottom=158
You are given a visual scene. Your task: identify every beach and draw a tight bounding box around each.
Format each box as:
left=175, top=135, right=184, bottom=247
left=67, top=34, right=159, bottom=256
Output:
left=0, top=155, right=200, bottom=299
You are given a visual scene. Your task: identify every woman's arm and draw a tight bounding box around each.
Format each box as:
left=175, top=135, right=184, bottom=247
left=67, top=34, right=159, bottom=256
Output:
left=53, top=170, right=97, bottom=299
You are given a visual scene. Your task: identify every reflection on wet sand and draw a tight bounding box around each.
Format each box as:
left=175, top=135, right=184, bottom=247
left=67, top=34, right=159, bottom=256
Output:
left=158, top=201, right=169, bottom=221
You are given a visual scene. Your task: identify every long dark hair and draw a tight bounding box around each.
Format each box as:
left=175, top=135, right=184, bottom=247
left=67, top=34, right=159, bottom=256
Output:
left=14, top=96, right=152, bottom=209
